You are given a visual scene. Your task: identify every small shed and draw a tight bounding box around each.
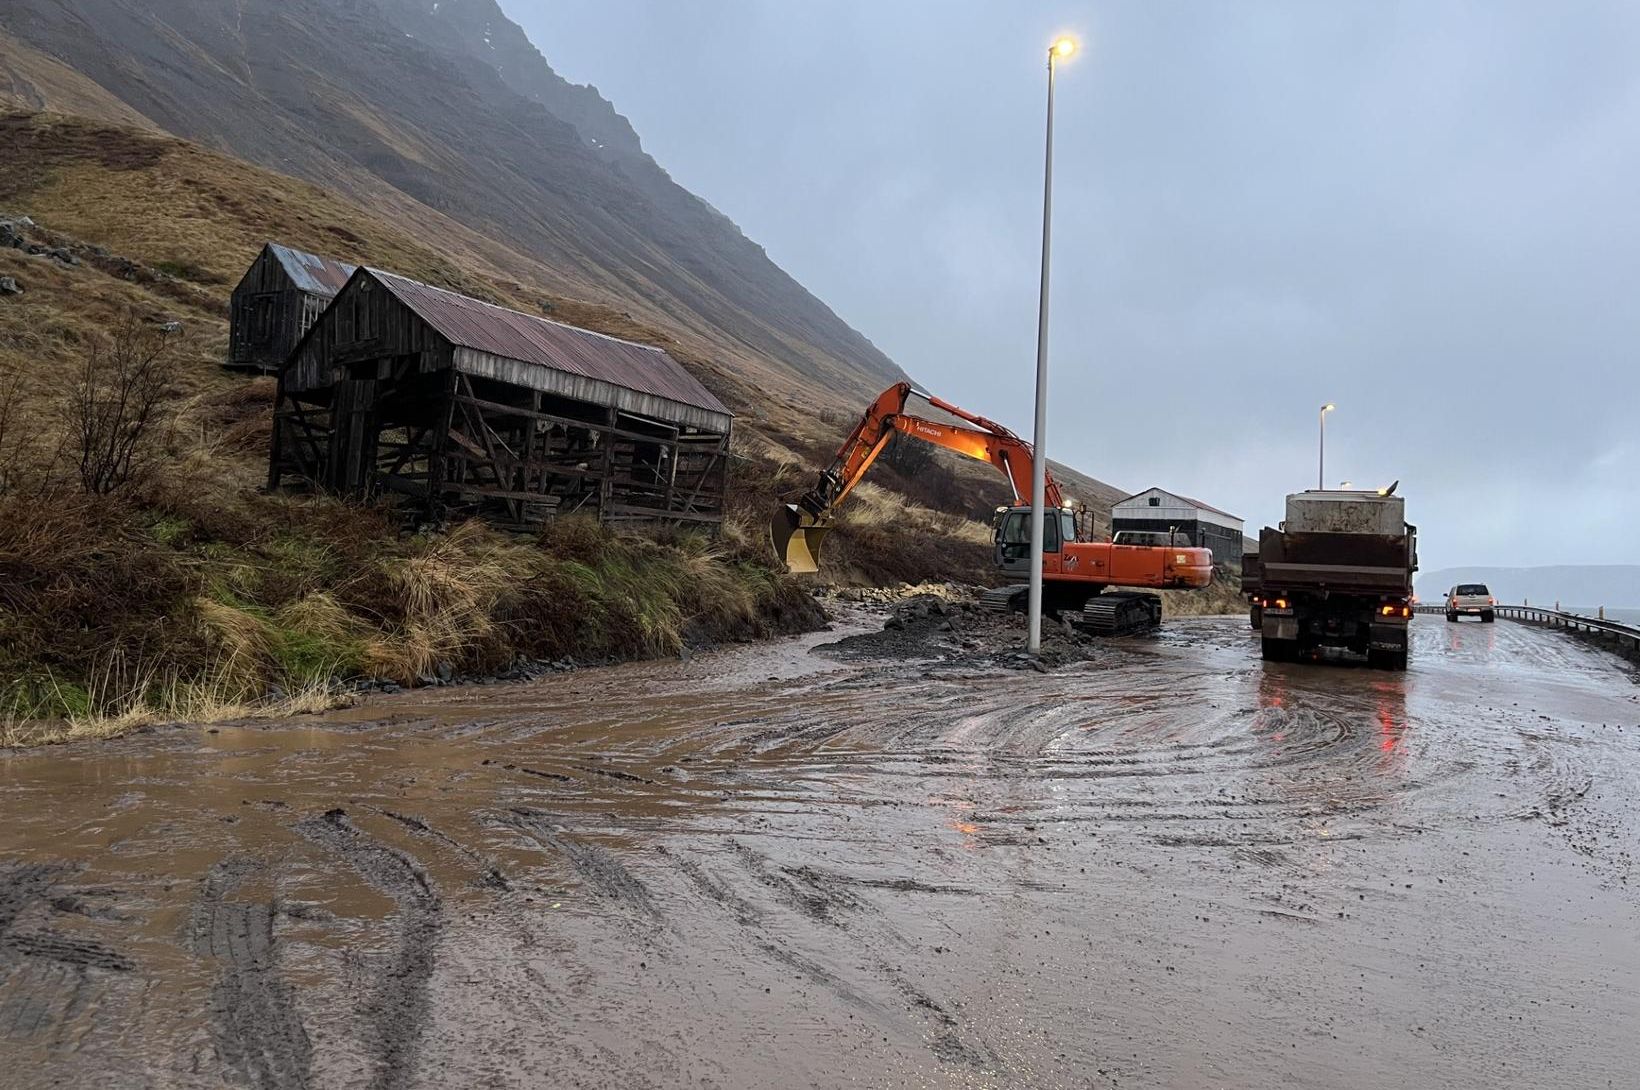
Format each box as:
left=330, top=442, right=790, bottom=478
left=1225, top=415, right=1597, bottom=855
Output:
left=269, top=268, right=733, bottom=528
left=227, top=243, right=357, bottom=372
left=1112, top=487, right=1245, bottom=562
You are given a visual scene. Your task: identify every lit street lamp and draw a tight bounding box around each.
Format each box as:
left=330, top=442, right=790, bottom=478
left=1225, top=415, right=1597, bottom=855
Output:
left=1027, top=33, right=1078, bottom=655
left=1318, top=403, right=1336, bottom=491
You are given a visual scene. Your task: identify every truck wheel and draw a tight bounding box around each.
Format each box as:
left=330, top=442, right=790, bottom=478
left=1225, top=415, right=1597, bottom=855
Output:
left=1482, top=611, right=1495, bottom=623
left=1446, top=612, right=1458, bottom=623
left=1249, top=605, right=1263, bottom=629
left=1260, top=638, right=1294, bottom=662
left=1369, top=648, right=1408, bottom=671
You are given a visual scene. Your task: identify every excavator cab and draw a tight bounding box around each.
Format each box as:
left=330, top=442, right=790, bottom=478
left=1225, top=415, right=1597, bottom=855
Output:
left=993, top=506, right=1076, bottom=576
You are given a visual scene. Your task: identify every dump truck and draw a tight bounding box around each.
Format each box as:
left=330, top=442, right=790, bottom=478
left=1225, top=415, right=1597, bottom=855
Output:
left=1255, top=488, right=1417, bottom=670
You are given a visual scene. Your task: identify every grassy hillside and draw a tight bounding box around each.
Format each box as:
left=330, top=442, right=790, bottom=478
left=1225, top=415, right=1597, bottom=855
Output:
left=0, top=111, right=1004, bottom=741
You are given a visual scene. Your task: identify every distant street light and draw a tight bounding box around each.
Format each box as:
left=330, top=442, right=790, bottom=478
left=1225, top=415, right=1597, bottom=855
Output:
left=1027, top=33, right=1079, bottom=656
left=1318, top=404, right=1336, bottom=491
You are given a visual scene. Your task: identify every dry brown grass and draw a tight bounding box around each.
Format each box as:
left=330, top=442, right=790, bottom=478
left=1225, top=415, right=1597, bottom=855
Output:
left=0, top=674, right=352, bottom=748
left=364, top=521, right=518, bottom=684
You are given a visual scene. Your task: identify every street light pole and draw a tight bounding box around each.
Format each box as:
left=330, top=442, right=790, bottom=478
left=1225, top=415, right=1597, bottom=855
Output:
left=1318, top=403, right=1336, bottom=491
left=1028, top=36, right=1077, bottom=655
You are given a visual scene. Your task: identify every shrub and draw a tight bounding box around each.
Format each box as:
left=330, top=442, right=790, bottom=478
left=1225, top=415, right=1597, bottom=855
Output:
left=63, top=312, right=177, bottom=495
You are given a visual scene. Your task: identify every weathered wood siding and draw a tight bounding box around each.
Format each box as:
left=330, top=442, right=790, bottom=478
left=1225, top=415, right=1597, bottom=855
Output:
left=284, top=272, right=455, bottom=393
left=271, top=269, right=730, bottom=529
left=229, top=248, right=300, bottom=372
left=227, top=247, right=339, bottom=373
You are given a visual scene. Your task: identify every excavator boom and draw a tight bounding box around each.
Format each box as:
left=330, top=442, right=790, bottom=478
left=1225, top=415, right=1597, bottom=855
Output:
left=773, top=383, right=1063, bottom=572
left=773, top=382, right=1216, bottom=636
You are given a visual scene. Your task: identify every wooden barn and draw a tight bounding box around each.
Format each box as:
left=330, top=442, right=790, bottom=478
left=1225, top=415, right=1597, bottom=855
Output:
left=1112, top=487, right=1245, bottom=563
left=268, top=268, right=733, bottom=528
left=227, top=243, right=357, bottom=372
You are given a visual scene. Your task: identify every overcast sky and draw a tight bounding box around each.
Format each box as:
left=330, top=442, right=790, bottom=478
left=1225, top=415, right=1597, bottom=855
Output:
left=505, top=1, right=1638, bottom=574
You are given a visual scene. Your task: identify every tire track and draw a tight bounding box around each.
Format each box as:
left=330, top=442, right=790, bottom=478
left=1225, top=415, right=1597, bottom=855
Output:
left=667, top=846, right=995, bottom=1067
left=664, top=848, right=875, bottom=1012
left=0, top=863, right=132, bottom=1052
left=375, top=809, right=511, bottom=891
left=296, top=810, right=440, bottom=1090
left=729, top=841, right=862, bottom=926
left=502, top=809, right=658, bottom=917
left=187, top=858, right=312, bottom=1090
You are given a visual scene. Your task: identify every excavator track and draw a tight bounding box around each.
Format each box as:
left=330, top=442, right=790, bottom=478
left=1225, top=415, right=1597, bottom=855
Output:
left=980, top=586, right=1162, bottom=638
left=980, top=585, right=1029, bottom=614
left=1069, top=592, right=1164, bottom=637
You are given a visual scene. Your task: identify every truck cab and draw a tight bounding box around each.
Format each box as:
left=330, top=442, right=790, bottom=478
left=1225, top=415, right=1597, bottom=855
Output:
left=1111, top=530, right=1195, bottom=549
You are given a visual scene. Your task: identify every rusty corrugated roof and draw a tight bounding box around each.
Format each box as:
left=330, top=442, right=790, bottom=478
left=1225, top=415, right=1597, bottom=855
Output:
left=268, top=243, right=357, bottom=297
left=369, top=269, right=732, bottom=419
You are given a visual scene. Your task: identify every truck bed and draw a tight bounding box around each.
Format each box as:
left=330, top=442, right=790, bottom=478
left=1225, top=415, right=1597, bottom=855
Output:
left=1257, top=529, right=1415, bottom=597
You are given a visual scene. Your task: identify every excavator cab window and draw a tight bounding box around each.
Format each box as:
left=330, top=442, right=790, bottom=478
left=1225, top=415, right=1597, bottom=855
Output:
left=995, top=510, right=1062, bottom=561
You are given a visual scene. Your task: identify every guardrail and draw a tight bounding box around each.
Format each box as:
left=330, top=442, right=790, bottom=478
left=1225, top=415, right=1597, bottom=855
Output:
left=1413, top=603, right=1640, bottom=657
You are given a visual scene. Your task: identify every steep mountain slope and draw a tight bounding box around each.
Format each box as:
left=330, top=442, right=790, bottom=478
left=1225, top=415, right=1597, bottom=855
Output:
left=0, top=0, right=903, bottom=420
left=0, top=30, right=156, bottom=129
left=0, top=0, right=1128, bottom=523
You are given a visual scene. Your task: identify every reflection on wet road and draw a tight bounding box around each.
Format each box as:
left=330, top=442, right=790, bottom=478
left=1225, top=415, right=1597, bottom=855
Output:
left=2, top=614, right=1637, bottom=1088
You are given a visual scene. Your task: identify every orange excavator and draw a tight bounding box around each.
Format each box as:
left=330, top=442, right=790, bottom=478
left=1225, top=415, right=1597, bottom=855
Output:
left=771, top=382, right=1215, bottom=635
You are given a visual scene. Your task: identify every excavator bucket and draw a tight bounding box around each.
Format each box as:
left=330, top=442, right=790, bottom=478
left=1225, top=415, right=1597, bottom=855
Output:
left=771, top=505, right=832, bottom=574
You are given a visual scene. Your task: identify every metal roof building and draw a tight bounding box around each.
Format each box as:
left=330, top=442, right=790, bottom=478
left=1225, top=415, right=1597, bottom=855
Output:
left=227, top=243, right=357, bottom=372
left=1112, top=486, right=1246, bottom=563
left=271, top=267, right=733, bottom=527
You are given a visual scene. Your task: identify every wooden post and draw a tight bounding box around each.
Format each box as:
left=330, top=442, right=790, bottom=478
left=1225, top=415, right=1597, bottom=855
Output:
left=662, top=437, right=679, bottom=514
left=597, top=406, right=616, bottom=522
left=267, top=375, right=287, bottom=492
left=426, top=368, right=458, bottom=524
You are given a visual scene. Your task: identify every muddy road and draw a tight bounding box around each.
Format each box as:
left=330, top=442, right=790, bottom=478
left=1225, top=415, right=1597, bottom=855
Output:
left=2, top=610, right=1638, bottom=1089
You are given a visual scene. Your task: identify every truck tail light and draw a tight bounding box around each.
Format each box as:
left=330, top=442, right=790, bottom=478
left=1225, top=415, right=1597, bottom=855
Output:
left=1488, top=597, right=1496, bottom=606
left=1274, top=598, right=1289, bottom=609
left=1380, top=603, right=1412, bottom=618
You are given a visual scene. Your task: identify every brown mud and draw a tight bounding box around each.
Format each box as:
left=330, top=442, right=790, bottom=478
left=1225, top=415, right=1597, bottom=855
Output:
left=1, top=605, right=1638, bottom=1088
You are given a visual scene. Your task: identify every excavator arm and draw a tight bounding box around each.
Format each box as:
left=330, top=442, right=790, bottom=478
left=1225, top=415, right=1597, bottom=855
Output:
left=774, top=382, right=1063, bottom=572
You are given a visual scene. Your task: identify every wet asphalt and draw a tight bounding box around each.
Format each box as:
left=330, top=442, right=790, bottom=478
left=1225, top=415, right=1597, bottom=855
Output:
left=1, top=612, right=1637, bottom=1089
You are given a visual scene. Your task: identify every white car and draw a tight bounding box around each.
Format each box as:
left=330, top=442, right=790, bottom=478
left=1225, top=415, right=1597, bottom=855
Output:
left=1446, top=583, right=1496, bottom=623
